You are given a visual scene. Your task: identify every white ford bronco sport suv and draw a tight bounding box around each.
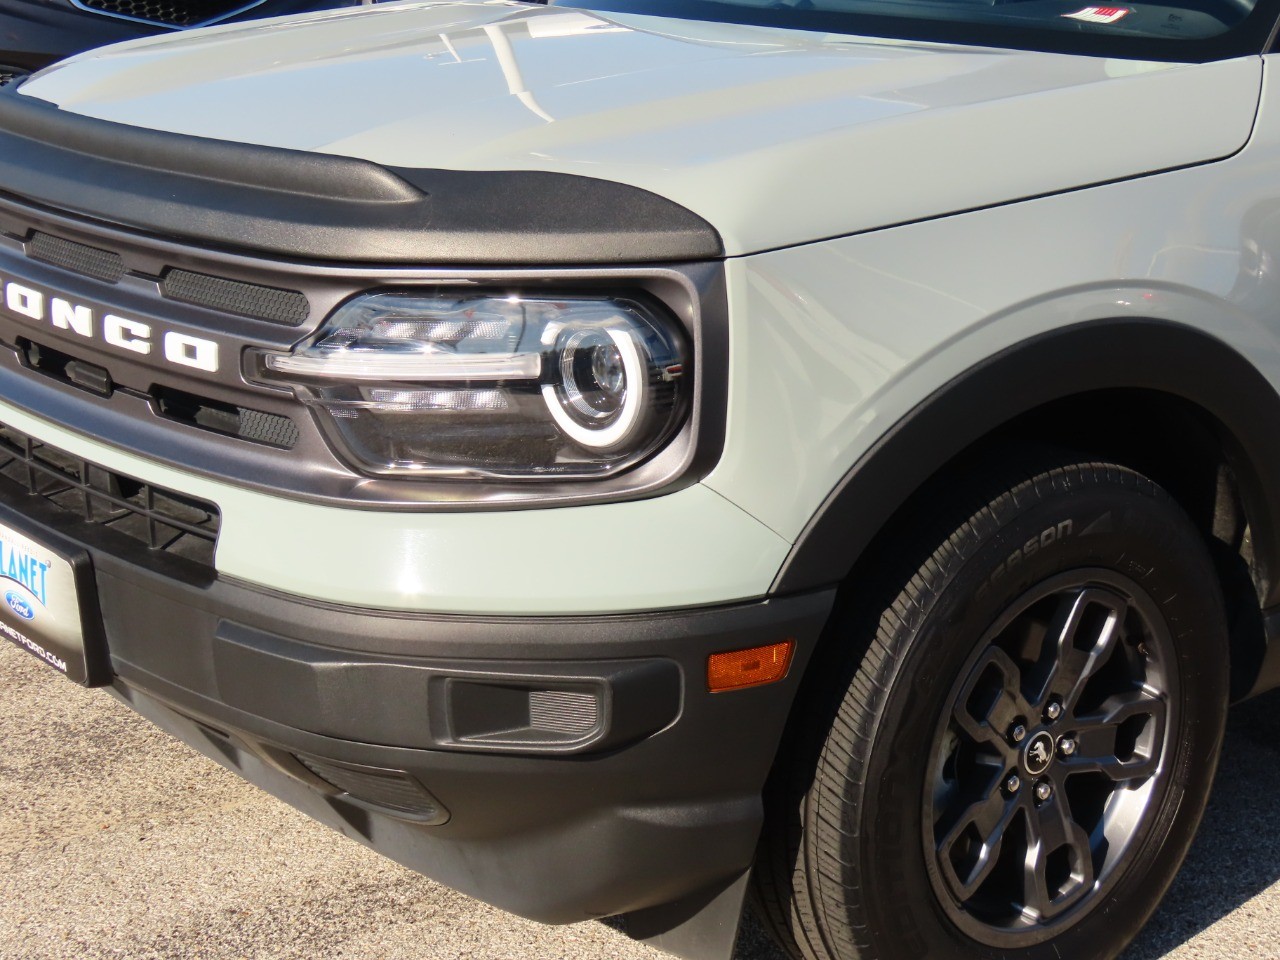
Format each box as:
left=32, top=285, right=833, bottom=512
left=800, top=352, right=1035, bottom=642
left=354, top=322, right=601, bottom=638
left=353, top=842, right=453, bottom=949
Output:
left=0, top=1, right=1277, bottom=957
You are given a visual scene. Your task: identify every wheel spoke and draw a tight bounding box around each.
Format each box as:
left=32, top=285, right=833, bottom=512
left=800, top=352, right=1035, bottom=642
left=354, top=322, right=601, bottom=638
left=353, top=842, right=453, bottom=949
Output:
left=1061, top=688, right=1167, bottom=782
left=1037, top=589, right=1126, bottom=713
left=938, top=785, right=1021, bottom=900
left=953, top=646, right=1028, bottom=754
left=1022, top=789, right=1095, bottom=920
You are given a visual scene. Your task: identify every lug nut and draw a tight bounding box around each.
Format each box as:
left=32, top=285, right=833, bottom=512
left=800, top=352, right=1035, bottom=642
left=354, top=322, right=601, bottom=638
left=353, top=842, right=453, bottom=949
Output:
left=1005, top=774, right=1021, bottom=795
left=1035, top=781, right=1053, bottom=802
left=1045, top=701, right=1063, bottom=721
left=1010, top=723, right=1027, bottom=744
left=1059, top=738, right=1077, bottom=757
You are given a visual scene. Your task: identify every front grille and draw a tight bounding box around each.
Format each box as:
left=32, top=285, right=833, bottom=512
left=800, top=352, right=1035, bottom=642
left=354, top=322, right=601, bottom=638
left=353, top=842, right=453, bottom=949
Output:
left=295, top=755, right=448, bottom=821
left=0, top=424, right=219, bottom=567
left=27, top=233, right=125, bottom=284
left=75, top=0, right=258, bottom=27
left=0, top=68, right=24, bottom=88
left=162, top=269, right=310, bottom=326
left=17, top=234, right=310, bottom=326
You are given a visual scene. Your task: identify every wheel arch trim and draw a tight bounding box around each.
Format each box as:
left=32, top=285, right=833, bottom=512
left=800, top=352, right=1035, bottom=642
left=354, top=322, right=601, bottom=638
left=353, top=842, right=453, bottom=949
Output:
left=771, top=318, right=1280, bottom=606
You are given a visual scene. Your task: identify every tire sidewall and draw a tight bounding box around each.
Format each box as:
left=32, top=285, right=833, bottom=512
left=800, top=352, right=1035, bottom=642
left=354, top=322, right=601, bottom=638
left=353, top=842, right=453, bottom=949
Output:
left=855, top=475, right=1227, bottom=960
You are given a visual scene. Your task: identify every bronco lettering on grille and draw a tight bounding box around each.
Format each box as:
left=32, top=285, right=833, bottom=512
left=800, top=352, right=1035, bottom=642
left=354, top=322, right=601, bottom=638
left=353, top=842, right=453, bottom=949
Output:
left=1, top=276, right=220, bottom=373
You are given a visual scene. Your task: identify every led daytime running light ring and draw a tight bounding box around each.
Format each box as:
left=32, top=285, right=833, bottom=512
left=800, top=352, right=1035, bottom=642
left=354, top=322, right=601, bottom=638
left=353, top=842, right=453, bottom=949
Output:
left=542, top=328, right=647, bottom=450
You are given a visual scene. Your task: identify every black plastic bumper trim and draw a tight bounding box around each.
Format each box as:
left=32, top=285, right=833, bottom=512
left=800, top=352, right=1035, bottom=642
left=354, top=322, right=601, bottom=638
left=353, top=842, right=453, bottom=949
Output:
left=113, top=679, right=771, bottom=925
left=211, top=620, right=684, bottom=755
left=94, top=560, right=832, bottom=922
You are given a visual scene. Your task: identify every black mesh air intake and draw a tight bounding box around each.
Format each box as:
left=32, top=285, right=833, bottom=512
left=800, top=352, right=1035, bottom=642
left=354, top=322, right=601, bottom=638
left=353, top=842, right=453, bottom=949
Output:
left=27, top=232, right=126, bottom=284
left=295, top=755, right=448, bottom=822
left=237, top=409, right=301, bottom=448
left=162, top=269, right=309, bottom=325
left=153, top=386, right=299, bottom=449
left=0, top=423, right=219, bottom=567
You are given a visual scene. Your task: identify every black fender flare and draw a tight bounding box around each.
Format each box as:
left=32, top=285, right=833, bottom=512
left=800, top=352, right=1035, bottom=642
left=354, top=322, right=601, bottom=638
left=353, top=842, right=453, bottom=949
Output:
left=771, top=319, right=1280, bottom=606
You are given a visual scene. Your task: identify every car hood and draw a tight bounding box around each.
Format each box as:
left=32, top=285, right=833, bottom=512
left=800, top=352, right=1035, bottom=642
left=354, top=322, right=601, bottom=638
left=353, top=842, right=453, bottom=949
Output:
left=20, top=1, right=1263, bottom=256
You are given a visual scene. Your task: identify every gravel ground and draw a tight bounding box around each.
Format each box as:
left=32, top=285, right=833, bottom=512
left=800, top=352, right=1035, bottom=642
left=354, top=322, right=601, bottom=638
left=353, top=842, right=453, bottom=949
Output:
left=2, top=641, right=1279, bottom=960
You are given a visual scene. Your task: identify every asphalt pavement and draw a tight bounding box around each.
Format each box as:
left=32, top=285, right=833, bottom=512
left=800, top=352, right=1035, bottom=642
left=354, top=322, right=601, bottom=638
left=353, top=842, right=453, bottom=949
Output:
left=2, top=640, right=1279, bottom=960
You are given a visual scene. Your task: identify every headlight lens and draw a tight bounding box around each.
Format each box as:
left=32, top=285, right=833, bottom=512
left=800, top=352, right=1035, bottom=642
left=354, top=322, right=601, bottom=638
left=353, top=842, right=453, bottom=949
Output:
left=255, top=291, right=689, bottom=479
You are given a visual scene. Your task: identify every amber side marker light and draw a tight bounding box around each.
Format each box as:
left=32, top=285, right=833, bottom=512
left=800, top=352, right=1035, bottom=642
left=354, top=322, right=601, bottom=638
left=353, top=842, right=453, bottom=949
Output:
left=707, top=640, right=796, bottom=693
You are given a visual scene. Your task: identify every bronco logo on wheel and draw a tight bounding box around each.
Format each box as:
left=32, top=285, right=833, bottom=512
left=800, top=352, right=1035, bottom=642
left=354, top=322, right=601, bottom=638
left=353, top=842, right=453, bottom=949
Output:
left=1024, top=732, right=1055, bottom=776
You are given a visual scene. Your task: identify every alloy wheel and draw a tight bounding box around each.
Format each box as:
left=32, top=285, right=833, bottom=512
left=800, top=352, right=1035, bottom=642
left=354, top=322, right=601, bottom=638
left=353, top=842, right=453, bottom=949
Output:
left=925, top=569, right=1176, bottom=947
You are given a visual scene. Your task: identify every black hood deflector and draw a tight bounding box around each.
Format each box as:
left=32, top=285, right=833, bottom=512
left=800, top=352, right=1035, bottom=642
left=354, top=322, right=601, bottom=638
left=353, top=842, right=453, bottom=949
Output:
left=0, top=91, right=723, bottom=265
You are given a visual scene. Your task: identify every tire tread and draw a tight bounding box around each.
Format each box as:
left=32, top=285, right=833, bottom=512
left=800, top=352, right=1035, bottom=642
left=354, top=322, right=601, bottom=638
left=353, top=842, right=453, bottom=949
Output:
left=751, top=458, right=1185, bottom=960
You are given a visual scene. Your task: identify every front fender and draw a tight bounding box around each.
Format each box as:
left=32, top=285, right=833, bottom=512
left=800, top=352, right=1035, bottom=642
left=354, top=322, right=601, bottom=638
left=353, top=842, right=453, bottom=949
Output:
left=770, top=318, right=1280, bottom=605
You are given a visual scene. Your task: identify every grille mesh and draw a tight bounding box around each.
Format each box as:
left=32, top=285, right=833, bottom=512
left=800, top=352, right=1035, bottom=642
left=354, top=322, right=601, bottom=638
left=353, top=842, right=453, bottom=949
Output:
left=163, top=269, right=309, bottom=326
left=0, top=424, right=219, bottom=567
left=76, top=0, right=250, bottom=27
left=238, top=409, right=300, bottom=448
left=27, top=233, right=126, bottom=284
left=153, top=386, right=299, bottom=450
left=296, top=755, right=445, bottom=819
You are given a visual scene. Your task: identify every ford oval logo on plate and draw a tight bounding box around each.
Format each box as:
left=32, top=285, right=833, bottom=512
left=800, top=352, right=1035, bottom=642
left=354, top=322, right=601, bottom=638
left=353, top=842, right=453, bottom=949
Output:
left=5, top=590, right=34, bottom=621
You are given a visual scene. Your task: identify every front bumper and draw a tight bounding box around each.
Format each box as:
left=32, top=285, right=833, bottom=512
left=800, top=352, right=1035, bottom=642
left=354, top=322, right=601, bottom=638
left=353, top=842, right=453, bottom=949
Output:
left=0, top=460, right=833, bottom=922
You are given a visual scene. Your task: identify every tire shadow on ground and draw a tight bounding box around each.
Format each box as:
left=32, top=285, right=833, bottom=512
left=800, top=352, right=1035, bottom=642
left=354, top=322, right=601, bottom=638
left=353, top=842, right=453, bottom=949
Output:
left=1122, top=688, right=1280, bottom=959
left=602, top=690, right=1280, bottom=960
left=732, top=692, right=1280, bottom=960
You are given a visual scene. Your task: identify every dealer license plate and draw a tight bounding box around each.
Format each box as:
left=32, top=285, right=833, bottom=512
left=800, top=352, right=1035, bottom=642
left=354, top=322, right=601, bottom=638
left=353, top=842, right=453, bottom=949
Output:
left=0, top=512, right=106, bottom=686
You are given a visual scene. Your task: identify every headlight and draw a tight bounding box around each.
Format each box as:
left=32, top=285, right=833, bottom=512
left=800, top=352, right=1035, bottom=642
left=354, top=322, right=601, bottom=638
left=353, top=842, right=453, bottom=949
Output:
left=254, top=291, right=690, bottom=479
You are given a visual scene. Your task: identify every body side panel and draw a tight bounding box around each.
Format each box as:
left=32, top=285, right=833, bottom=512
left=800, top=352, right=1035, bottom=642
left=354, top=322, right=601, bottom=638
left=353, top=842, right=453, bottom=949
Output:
left=704, top=63, right=1280, bottom=551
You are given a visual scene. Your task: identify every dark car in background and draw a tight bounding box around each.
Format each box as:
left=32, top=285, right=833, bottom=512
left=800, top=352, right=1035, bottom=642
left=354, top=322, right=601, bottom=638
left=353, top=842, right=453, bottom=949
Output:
left=0, top=0, right=369, bottom=85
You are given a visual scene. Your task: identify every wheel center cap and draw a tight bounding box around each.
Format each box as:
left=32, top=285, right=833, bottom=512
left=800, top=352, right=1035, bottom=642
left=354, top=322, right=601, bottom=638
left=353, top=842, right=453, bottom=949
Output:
left=1023, top=731, right=1055, bottom=776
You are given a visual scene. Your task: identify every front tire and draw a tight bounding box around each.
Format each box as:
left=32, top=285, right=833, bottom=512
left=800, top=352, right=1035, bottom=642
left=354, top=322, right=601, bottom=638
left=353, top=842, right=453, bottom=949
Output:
left=754, top=459, right=1229, bottom=960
